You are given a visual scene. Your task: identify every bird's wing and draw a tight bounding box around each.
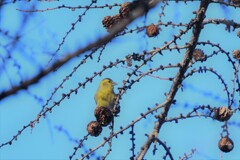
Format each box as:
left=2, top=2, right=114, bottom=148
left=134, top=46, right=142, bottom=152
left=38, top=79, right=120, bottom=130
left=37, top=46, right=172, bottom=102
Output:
left=94, top=92, right=97, bottom=104
left=95, top=89, right=108, bottom=104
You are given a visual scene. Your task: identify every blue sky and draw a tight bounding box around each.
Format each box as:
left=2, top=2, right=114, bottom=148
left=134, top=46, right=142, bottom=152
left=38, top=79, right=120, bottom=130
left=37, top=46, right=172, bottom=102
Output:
left=0, top=0, right=240, bottom=159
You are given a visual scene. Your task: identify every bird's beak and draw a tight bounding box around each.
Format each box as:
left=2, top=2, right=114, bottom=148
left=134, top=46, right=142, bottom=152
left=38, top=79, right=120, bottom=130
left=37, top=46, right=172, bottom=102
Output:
left=112, top=82, right=117, bottom=86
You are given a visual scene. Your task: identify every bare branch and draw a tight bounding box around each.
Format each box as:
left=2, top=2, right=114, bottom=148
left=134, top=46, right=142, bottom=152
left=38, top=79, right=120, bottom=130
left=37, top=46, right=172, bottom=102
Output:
left=136, top=0, right=211, bottom=159
left=0, top=0, right=161, bottom=101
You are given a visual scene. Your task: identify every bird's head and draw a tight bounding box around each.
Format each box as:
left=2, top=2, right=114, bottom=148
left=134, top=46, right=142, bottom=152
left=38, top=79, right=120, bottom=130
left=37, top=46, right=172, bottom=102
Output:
left=100, top=78, right=117, bottom=90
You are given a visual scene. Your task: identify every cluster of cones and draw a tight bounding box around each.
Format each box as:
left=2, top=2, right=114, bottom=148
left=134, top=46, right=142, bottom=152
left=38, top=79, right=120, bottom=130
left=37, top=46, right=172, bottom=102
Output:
left=214, top=106, right=234, bottom=152
left=87, top=107, right=113, bottom=137
left=87, top=105, right=235, bottom=152
left=102, top=2, right=159, bottom=37
left=102, top=2, right=133, bottom=32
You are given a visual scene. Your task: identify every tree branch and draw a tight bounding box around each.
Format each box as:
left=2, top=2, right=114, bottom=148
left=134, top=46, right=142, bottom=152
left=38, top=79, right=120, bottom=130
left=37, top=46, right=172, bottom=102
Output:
left=136, top=0, right=211, bottom=159
left=0, top=0, right=161, bottom=101
left=154, top=137, right=174, bottom=160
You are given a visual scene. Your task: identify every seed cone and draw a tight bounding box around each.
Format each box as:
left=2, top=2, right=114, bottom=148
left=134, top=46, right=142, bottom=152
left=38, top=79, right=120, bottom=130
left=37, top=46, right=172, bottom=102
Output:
left=102, top=15, right=121, bottom=31
left=87, top=121, right=102, bottom=137
left=146, top=24, right=159, bottom=37
left=218, top=136, right=234, bottom=153
left=232, top=50, right=240, bottom=60
left=119, top=2, right=132, bottom=18
left=214, top=107, right=232, bottom=122
left=193, top=49, right=205, bottom=61
left=102, top=16, right=115, bottom=30
left=94, top=107, right=113, bottom=127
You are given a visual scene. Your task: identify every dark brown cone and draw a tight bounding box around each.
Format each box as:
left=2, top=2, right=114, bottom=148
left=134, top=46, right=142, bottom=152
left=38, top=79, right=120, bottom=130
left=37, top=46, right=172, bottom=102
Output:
left=218, top=136, right=234, bottom=153
left=146, top=24, right=159, bottom=37
left=102, top=16, right=115, bottom=30
left=94, top=107, right=113, bottom=127
left=232, top=50, right=240, bottom=60
left=193, top=49, right=205, bottom=61
left=119, top=2, right=132, bottom=18
left=214, top=107, right=232, bottom=122
left=87, top=121, right=102, bottom=137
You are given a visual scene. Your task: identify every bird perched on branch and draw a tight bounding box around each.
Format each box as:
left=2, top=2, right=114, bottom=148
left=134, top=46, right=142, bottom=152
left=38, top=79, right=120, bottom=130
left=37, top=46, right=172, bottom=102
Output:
left=94, top=78, right=117, bottom=110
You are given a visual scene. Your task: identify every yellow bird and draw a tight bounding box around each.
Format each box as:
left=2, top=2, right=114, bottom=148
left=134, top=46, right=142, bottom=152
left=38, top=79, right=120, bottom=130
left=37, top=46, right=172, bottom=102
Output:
left=94, top=78, right=117, bottom=110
